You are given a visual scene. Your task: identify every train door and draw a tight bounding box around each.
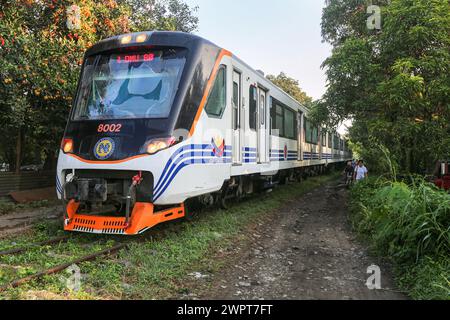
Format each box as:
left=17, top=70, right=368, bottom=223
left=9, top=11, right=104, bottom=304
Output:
left=257, top=88, right=268, bottom=163
left=232, top=70, right=242, bottom=165
left=297, top=111, right=303, bottom=161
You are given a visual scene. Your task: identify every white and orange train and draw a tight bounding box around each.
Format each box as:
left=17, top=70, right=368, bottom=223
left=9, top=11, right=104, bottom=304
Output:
left=56, top=31, right=351, bottom=235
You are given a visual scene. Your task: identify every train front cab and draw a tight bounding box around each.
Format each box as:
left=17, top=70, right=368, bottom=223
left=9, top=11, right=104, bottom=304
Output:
left=57, top=32, right=229, bottom=235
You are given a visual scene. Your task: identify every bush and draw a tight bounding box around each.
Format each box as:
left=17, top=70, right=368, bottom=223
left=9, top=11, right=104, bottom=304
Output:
left=398, top=255, right=450, bottom=300
left=350, top=177, right=450, bottom=300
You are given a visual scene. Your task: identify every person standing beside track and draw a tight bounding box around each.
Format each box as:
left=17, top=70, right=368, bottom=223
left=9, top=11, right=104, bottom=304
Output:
left=343, top=161, right=354, bottom=185
left=354, top=160, right=368, bottom=182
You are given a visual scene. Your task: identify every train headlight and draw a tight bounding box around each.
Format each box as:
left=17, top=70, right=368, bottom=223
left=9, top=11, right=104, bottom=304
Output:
left=61, top=138, right=74, bottom=154
left=119, top=33, right=147, bottom=45
left=135, top=33, right=147, bottom=43
left=144, top=137, right=176, bottom=155
left=120, top=35, right=132, bottom=45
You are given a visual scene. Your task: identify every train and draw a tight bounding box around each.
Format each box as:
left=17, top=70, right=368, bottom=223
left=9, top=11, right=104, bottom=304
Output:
left=56, top=31, right=352, bottom=235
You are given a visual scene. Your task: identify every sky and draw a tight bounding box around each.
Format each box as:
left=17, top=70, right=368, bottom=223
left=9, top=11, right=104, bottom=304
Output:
left=184, top=0, right=332, bottom=101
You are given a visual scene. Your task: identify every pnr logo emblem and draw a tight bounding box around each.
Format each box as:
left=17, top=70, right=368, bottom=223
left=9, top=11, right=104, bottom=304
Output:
left=211, top=136, right=225, bottom=158
left=94, top=138, right=115, bottom=160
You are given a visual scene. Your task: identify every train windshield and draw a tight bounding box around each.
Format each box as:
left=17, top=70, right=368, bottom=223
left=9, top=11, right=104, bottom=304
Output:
left=72, top=48, right=187, bottom=120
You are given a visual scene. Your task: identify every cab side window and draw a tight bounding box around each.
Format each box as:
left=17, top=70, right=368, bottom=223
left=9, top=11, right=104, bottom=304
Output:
left=205, top=66, right=227, bottom=118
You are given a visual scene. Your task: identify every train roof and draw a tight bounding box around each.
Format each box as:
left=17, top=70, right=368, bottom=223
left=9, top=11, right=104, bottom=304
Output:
left=85, top=31, right=219, bottom=57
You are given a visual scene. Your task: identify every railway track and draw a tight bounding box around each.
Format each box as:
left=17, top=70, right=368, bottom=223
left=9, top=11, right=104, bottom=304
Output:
left=0, top=235, right=70, bottom=256
left=0, top=235, right=128, bottom=292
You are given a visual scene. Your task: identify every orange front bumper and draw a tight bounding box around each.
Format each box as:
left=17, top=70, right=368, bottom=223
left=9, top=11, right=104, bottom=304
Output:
left=64, top=200, right=185, bottom=235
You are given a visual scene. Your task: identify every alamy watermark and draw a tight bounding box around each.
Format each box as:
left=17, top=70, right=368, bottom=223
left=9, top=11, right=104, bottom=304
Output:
left=367, top=5, right=382, bottom=30
left=59, top=264, right=82, bottom=292
left=366, top=264, right=382, bottom=290
left=66, top=5, right=81, bottom=30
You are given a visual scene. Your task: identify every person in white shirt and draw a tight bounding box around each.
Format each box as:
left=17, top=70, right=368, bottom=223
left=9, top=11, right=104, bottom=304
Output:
left=354, top=160, right=368, bottom=181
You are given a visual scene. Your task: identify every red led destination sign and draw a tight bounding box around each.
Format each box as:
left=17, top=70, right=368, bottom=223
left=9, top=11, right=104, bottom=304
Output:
left=115, top=53, right=155, bottom=63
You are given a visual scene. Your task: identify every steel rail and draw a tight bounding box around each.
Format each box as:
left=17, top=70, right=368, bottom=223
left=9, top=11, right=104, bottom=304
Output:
left=0, top=243, right=128, bottom=292
left=0, top=235, right=71, bottom=256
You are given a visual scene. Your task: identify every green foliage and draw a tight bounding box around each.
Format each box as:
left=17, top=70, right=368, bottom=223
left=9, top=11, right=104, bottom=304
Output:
left=321, top=0, right=391, bottom=46
left=266, top=72, right=313, bottom=107
left=319, top=0, right=450, bottom=174
left=350, top=177, right=450, bottom=299
left=0, top=0, right=198, bottom=171
left=349, top=133, right=399, bottom=176
left=124, top=0, right=199, bottom=32
left=398, top=255, right=450, bottom=300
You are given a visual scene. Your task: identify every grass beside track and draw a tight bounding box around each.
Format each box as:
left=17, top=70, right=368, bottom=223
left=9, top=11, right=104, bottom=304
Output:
left=0, top=172, right=338, bottom=299
left=349, top=177, right=450, bottom=300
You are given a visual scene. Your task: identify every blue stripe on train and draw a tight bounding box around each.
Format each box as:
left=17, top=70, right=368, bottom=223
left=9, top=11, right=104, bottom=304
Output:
left=153, top=144, right=233, bottom=201
left=154, top=144, right=229, bottom=192
left=56, top=177, right=62, bottom=194
left=153, top=156, right=232, bottom=201
left=153, top=145, right=340, bottom=201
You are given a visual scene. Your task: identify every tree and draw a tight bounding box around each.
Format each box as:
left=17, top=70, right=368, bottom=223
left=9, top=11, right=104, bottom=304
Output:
left=122, top=0, right=199, bottom=32
left=317, top=0, right=450, bottom=174
left=0, top=0, right=199, bottom=171
left=266, top=72, right=313, bottom=107
left=0, top=0, right=131, bottom=171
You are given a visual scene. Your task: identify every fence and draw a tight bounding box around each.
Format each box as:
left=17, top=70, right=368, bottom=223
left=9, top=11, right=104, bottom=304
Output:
left=0, top=171, right=56, bottom=196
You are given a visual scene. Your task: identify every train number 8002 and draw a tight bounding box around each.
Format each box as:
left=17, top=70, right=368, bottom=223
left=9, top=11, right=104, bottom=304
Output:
left=98, top=124, right=122, bottom=133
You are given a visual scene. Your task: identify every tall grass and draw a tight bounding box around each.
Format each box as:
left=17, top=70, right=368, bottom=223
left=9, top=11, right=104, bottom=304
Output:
left=350, top=177, right=450, bottom=300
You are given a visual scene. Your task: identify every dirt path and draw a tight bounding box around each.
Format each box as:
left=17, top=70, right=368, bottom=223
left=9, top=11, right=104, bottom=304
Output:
left=200, top=180, right=407, bottom=300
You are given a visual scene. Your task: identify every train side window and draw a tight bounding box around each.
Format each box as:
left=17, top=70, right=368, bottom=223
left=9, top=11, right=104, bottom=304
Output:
left=303, top=117, right=307, bottom=141
left=322, top=132, right=327, bottom=147
left=205, top=66, right=226, bottom=118
left=333, top=134, right=339, bottom=150
left=304, top=118, right=318, bottom=144
left=270, top=98, right=297, bottom=139
left=312, top=126, right=319, bottom=144
left=275, top=104, right=284, bottom=137
left=249, top=86, right=257, bottom=130
left=328, top=132, right=332, bottom=148
left=270, top=98, right=275, bottom=134
left=260, top=94, right=266, bottom=125
left=233, top=81, right=239, bottom=129
left=284, top=107, right=295, bottom=139
left=304, top=118, right=312, bottom=143
left=233, top=82, right=239, bottom=106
